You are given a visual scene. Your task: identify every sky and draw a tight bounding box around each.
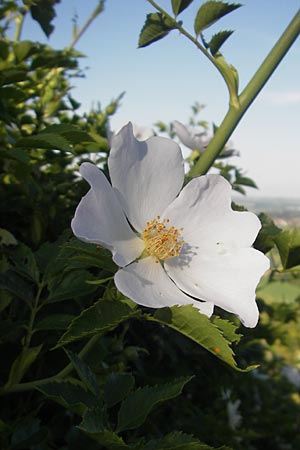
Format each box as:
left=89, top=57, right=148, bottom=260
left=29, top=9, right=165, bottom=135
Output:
left=19, top=0, right=300, bottom=198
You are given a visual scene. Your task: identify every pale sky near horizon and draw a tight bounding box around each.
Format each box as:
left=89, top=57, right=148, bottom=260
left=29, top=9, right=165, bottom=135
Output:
left=19, top=0, right=300, bottom=198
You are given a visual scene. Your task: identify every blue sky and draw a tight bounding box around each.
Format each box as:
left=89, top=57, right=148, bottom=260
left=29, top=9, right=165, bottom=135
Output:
left=20, top=0, right=300, bottom=198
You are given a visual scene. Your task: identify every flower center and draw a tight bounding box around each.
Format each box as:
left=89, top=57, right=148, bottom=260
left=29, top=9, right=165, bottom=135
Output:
left=142, top=216, right=184, bottom=262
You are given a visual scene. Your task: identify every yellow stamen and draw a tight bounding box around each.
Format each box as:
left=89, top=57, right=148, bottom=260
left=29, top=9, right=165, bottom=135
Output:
left=142, top=216, right=184, bottom=262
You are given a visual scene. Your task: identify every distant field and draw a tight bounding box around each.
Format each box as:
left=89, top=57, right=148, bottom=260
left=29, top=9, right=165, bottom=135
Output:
left=233, top=197, right=300, bottom=227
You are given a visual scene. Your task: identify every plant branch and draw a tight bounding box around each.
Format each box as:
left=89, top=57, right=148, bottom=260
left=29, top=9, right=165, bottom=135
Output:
left=189, top=9, right=300, bottom=177
left=0, top=335, right=100, bottom=396
left=147, top=0, right=239, bottom=106
left=67, top=0, right=105, bottom=51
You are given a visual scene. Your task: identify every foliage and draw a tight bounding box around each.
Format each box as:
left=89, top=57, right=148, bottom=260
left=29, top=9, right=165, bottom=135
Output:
left=1, top=1, right=300, bottom=450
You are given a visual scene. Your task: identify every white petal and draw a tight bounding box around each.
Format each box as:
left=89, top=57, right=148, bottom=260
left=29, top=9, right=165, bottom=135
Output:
left=173, top=120, right=209, bottom=151
left=108, top=122, right=184, bottom=232
left=114, top=256, right=214, bottom=316
left=71, top=162, right=144, bottom=267
left=165, top=248, right=270, bottom=327
left=162, top=175, right=262, bottom=251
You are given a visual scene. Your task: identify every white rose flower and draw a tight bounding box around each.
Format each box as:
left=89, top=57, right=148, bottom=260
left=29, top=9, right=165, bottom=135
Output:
left=71, top=122, right=269, bottom=327
left=173, top=120, right=211, bottom=151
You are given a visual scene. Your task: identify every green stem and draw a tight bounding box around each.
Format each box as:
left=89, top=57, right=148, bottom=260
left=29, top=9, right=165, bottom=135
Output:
left=67, top=1, right=105, bottom=50
left=24, top=283, right=43, bottom=349
left=14, top=8, right=27, bottom=42
left=147, top=0, right=237, bottom=103
left=0, top=335, right=99, bottom=396
left=190, top=9, right=300, bottom=177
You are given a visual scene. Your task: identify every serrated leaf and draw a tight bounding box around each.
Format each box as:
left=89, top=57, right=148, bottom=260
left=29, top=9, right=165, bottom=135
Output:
left=0, top=270, right=35, bottom=303
left=117, top=376, right=193, bottom=432
left=149, top=305, right=251, bottom=371
left=209, top=30, right=233, bottom=56
left=104, top=373, right=135, bottom=408
left=35, top=314, right=74, bottom=331
left=254, top=213, right=281, bottom=254
left=212, top=316, right=242, bottom=343
left=138, top=13, right=176, bottom=48
left=64, top=349, right=100, bottom=396
left=6, top=345, right=42, bottom=387
left=16, top=133, right=72, bottom=152
left=144, top=430, right=229, bottom=449
left=81, top=430, right=130, bottom=449
left=36, top=379, right=96, bottom=408
left=30, top=0, right=60, bottom=37
left=194, top=1, right=241, bottom=35
left=10, top=243, right=40, bottom=283
left=275, top=228, right=300, bottom=269
left=55, top=299, right=140, bottom=348
left=171, top=0, right=194, bottom=16
left=78, top=405, right=106, bottom=433
left=47, top=270, right=97, bottom=303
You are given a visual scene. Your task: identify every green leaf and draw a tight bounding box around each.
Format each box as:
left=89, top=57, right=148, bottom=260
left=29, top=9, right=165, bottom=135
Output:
left=16, top=133, right=72, bottom=152
left=235, top=176, right=257, bottom=188
left=117, top=376, right=193, bottom=432
left=0, top=68, right=28, bottom=86
left=36, top=379, right=96, bottom=408
left=0, top=147, right=30, bottom=163
left=194, top=1, right=241, bottom=35
left=35, top=314, right=74, bottom=331
left=144, top=431, right=230, bottom=449
left=258, top=280, right=300, bottom=304
left=11, top=418, right=48, bottom=450
left=104, top=373, right=135, bottom=408
left=55, top=299, right=140, bottom=348
left=0, top=270, right=35, bottom=303
left=10, top=243, right=40, bottom=283
left=13, top=40, right=36, bottom=62
left=138, top=13, right=176, bottom=48
left=47, top=270, right=97, bottom=303
left=78, top=405, right=106, bottom=433
left=275, top=228, right=300, bottom=269
left=0, top=291, right=12, bottom=313
left=30, top=0, right=60, bottom=37
left=0, top=228, right=17, bottom=246
left=64, top=349, right=100, bottom=396
left=0, top=40, right=9, bottom=60
left=254, top=213, right=281, bottom=254
left=212, top=316, right=242, bottom=343
left=208, top=30, right=234, bottom=56
left=171, top=0, right=194, bottom=16
left=63, top=239, right=117, bottom=273
left=148, top=305, right=251, bottom=371
left=81, top=430, right=130, bottom=449
left=40, top=124, right=95, bottom=145
left=6, top=345, right=42, bottom=387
